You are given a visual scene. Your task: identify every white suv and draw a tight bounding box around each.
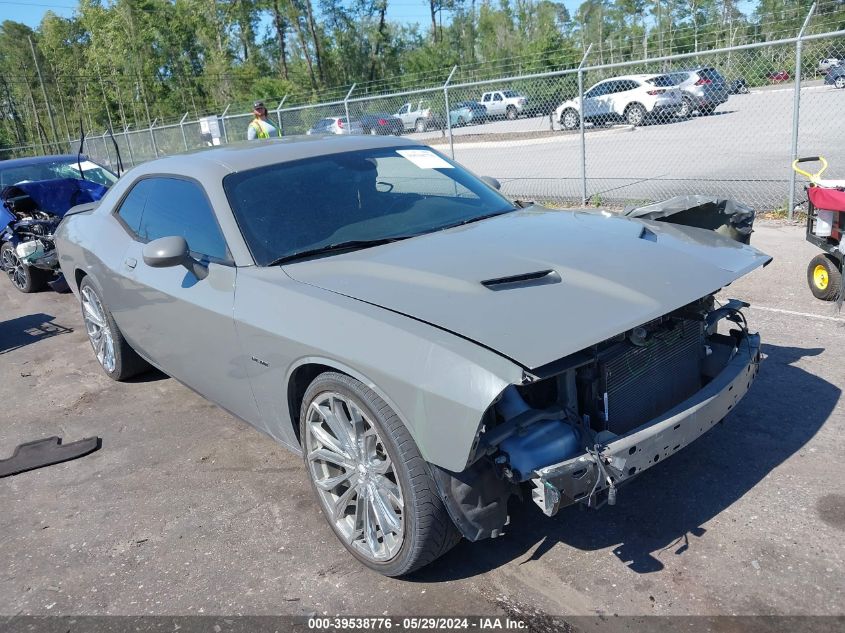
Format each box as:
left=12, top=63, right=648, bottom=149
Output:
left=480, top=90, right=527, bottom=120
left=555, top=74, right=683, bottom=130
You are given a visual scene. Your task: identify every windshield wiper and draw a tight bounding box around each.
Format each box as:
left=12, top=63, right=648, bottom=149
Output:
left=437, top=209, right=515, bottom=231
left=268, top=237, right=410, bottom=266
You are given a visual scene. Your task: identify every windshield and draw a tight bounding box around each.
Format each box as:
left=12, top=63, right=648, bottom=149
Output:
left=223, top=146, right=516, bottom=266
left=0, top=158, right=117, bottom=188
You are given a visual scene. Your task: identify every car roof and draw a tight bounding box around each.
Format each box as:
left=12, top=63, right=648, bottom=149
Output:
left=0, top=154, right=82, bottom=169
left=130, top=136, right=425, bottom=179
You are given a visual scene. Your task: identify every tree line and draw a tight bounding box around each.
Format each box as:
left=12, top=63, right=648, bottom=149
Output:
left=0, top=0, right=843, bottom=153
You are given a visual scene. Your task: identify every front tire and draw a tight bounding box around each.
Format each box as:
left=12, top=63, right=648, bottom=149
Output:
left=835, top=77, right=845, bottom=89
left=79, top=277, right=150, bottom=380
left=0, top=242, right=49, bottom=293
left=677, top=97, right=693, bottom=118
left=807, top=254, right=842, bottom=301
left=300, top=372, right=460, bottom=576
left=560, top=109, right=579, bottom=130
left=506, top=106, right=517, bottom=120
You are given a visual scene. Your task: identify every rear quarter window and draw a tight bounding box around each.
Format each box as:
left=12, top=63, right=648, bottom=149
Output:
left=648, top=75, right=677, bottom=88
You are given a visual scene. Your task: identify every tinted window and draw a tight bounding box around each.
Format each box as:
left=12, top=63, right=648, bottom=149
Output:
left=493, top=93, right=503, bottom=101
left=699, top=68, right=725, bottom=82
left=667, top=72, right=691, bottom=85
left=312, top=119, right=333, bottom=130
left=116, top=178, right=154, bottom=234
left=136, top=178, right=228, bottom=261
left=648, top=75, right=677, bottom=87
left=501, top=90, right=520, bottom=98
left=586, top=82, right=608, bottom=98
left=223, top=147, right=516, bottom=266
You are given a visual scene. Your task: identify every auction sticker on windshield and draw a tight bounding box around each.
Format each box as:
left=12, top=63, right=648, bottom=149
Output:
left=396, top=149, right=453, bottom=169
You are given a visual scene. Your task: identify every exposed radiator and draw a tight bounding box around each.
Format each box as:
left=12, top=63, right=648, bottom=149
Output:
left=599, top=319, right=704, bottom=435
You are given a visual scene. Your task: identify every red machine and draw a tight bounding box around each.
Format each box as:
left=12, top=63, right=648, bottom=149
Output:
left=792, top=157, right=845, bottom=301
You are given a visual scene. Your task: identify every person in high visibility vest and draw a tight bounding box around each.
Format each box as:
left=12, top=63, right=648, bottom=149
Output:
left=247, top=101, right=280, bottom=140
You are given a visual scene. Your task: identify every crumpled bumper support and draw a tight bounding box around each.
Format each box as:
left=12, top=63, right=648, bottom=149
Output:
left=531, top=332, right=761, bottom=516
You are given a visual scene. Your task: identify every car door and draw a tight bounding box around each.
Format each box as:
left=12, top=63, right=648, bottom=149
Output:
left=582, top=81, right=610, bottom=120
left=396, top=103, right=412, bottom=128
left=112, top=176, right=259, bottom=421
left=490, top=92, right=505, bottom=116
left=609, top=80, right=637, bottom=115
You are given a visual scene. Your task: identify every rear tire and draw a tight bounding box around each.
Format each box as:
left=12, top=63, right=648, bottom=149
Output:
left=506, top=106, right=517, bottom=120
left=677, top=97, right=693, bottom=118
left=835, top=77, right=845, bottom=89
left=79, top=277, right=150, bottom=380
left=300, top=372, right=461, bottom=576
left=807, top=254, right=842, bottom=301
left=0, top=242, right=49, bottom=293
left=414, top=118, right=426, bottom=133
left=625, top=103, right=646, bottom=126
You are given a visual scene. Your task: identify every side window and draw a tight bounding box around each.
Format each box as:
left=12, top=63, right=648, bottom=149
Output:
left=586, top=82, right=608, bottom=98
left=493, top=93, right=503, bottom=101
left=138, top=178, right=229, bottom=261
left=482, top=93, right=490, bottom=102
left=624, top=80, right=639, bottom=92
left=398, top=104, right=409, bottom=114
left=115, top=178, right=155, bottom=235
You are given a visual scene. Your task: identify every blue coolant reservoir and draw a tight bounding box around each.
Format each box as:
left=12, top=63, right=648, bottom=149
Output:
left=499, top=420, right=581, bottom=481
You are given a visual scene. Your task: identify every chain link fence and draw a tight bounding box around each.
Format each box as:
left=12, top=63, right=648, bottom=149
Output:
left=7, top=25, right=843, bottom=216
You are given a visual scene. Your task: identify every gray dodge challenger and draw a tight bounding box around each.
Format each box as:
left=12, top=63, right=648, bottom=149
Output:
left=56, top=136, right=771, bottom=576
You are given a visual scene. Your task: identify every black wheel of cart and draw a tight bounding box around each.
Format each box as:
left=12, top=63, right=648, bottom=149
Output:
left=807, top=253, right=842, bottom=301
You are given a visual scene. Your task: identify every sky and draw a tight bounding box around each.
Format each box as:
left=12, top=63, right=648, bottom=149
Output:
left=0, top=0, right=587, bottom=30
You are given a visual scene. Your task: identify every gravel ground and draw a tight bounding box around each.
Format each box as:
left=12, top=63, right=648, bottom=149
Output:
left=0, top=221, right=843, bottom=620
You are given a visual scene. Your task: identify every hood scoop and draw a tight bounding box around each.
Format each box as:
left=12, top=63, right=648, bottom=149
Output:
left=481, top=269, right=560, bottom=291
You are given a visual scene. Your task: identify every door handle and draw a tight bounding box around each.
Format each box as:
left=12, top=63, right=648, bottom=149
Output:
left=124, top=257, right=137, bottom=269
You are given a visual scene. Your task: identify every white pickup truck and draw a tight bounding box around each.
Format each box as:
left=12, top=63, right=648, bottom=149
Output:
left=395, top=100, right=436, bottom=132
left=480, top=90, right=527, bottom=119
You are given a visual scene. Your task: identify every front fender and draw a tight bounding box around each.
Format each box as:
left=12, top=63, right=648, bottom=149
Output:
left=234, top=267, right=524, bottom=472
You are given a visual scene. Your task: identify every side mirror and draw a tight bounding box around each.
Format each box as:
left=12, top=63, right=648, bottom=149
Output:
left=143, top=236, right=188, bottom=268
left=480, top=176, right=501, bottom=190
left=142, top=236, right=208, bottom=279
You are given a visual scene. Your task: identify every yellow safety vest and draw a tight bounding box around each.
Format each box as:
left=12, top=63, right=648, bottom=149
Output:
left=250, top=118, right=275, bottom=139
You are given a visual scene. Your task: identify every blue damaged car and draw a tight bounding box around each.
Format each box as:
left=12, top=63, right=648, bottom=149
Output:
left=0, top=154, right=116, bottom=292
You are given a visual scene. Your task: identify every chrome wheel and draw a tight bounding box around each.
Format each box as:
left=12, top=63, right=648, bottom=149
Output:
left=81, top=285, right=116, bottom=374
left=305, top=392, right=404, bottom=562
left=1, top=245, right=27, bottom=291
left=561, top=109, right=579, bottom=130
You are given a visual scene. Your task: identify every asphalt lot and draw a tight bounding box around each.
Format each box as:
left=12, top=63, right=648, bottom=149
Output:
left=408, top=82, right=845, bottom=209
left=0, top=221, right=843, bottom=619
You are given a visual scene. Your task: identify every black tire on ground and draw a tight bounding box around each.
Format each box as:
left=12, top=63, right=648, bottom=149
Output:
left=456, top=116, right=465, bottom=127
left=560, top=108, right=579, bottom=130
left=677, top=97, right=693, bottom=118
left=414, top=118, right=426, bottom=133
left=807, top=254, right=843, bottom=301
left=626, top=103, right=647, bottom=126
left=835, top=77, right=845, bottom=89
left=0, top=242, right=50, bottom=293
left=506, top=105, right=517, bottom=120
left=739, top=85, right=750, bottom=94
left=300, top=372, right=461, bottom=577
left=78, top=277, right=150, bottom=380
left=700, top=105, right=716, bottom=115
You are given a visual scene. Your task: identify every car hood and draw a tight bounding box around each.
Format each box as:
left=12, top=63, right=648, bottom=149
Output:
left=283, top=207, right=771, bottom=370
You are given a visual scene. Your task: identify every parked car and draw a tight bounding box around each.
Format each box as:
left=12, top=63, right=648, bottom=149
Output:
left=359, top=113, right=404, bottom=136
left=825, top=64, right=845, bottom=89
left=480, top=90, right=527, bottom=119
left=306, top=116, right=363, bottom=136
left=667, top=67, right=730, bottom=117
left=728, top=78, right=750, bottom=94
left=818, top=57, right=841, bottom=73
left=452, top=100, right=487, bottom=123
left=767, top=70, right=790, bottom=83
left=56, top=136, right=770, bottom=576
left=395, top=100, right=437, bottom=132
left=448, top=104, right=476, bottom=127
left=1, top=154, right=116, bottom=293
left=555, top=74, right=683, bottom=130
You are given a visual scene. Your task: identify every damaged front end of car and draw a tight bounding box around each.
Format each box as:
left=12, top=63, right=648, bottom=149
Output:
left=433, top=294, right=761, bottom=540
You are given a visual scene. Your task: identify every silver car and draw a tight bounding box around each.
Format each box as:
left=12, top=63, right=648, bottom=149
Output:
left=306, top=116, right=363, bottom=135
left=669, top=67, right=730, bottom=117
left=56, top=136, right=771, bottom=576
